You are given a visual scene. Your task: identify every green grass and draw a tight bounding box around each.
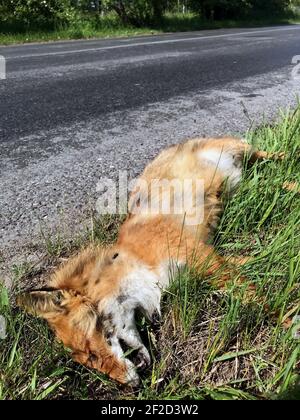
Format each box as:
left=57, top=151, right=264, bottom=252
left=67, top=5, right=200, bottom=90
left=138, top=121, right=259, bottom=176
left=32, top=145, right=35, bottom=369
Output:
left=1, top=107, right=300, bottom=400
left=160, top=12, right=299, bottom=32
left=0, top=13, right=159, bottom=46
left=0, top=12, right=299, bottom=46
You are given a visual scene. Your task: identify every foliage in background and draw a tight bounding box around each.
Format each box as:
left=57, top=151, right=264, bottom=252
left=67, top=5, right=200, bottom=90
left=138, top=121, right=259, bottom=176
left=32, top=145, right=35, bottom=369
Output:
left=0, top=0, right=297, bottom=31
left=0, top=0, right=76, bottom=29
left=187, top=0, right=293, bottom=20
left=102, top=0, right=166, bottom=26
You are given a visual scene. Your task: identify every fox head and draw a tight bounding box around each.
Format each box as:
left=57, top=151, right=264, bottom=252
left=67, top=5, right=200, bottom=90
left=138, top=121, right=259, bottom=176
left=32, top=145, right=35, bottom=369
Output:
left=17, top=287, right=139, bottom=386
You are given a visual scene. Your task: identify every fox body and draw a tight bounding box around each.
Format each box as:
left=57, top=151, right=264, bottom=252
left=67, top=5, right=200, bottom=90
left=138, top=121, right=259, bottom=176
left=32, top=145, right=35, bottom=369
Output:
left=18, top=137, right=288, bottom=385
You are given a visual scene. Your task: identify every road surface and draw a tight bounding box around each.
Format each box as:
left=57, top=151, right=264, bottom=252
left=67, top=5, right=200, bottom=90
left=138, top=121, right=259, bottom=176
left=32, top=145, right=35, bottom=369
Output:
left=1, top=25, right=300, bottom=276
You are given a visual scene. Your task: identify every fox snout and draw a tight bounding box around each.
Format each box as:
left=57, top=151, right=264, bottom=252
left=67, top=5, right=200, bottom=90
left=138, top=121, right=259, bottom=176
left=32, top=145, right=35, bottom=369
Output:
left=72, top=345, right=140, bottom=387
left=17, top=288, right=143, bottom=386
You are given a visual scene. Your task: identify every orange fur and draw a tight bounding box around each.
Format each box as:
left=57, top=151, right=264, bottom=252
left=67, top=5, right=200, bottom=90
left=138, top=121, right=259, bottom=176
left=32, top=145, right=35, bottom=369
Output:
left=17, top=137, right=298, bottom=385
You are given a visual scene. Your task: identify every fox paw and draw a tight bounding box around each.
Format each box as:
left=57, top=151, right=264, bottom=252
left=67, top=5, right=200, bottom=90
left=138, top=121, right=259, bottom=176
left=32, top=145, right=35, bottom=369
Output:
left=135, top=347, right=151, bottom=370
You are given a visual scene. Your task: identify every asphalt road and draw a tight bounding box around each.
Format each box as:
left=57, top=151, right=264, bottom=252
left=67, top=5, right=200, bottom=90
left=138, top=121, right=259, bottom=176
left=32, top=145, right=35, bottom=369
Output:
left=1, top=26, right=300, bottom=274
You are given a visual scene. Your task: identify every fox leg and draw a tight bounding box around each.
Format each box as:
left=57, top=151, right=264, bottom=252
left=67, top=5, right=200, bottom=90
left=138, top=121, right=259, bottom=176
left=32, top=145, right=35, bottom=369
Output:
left=203, top=254, right=256, bottom=293
left=118, top=311, right=151, bottom=370
left=195, top=247, right=294, bottom=328
left=104, top=304, right=151, bottom=370
left=186, top=245, right=255, bottom=292
left=225, top=255, right=253, bottom=266
left=250, top=150, right=286, bottom=162
left=250, top=150, right=300, bottom=193
left=282, top=181, right=300, bottom=194
left=184, top=243, right=258, bottom=298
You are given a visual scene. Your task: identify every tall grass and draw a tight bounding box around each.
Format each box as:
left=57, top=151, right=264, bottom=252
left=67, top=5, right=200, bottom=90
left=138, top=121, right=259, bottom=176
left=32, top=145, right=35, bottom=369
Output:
left=0, top=12, right=298, bottom=45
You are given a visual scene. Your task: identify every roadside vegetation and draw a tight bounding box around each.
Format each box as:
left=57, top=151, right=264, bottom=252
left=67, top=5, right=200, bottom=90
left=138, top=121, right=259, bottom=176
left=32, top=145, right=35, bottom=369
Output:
left=0, top=106, right=300, bottom=400
left=0, top=1, right=299, bottom=45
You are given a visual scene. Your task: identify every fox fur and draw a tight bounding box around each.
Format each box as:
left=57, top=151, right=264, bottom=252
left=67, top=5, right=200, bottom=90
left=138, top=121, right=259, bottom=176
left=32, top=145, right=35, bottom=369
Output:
left=17, top=137, right=296, bottom=386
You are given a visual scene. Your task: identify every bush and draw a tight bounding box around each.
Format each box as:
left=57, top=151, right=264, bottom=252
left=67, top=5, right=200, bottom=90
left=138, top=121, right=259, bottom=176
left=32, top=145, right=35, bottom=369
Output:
left=187, top=0, right=293, bottom=20
left=103, top=0, right=166, bottom=26
left=0, top=0, right=295, bottom=34
left=0, top=0, right=76, bottom=29
left=249, top=0, right=292, bottom=16
left=188, top=0, right=241, bottom=20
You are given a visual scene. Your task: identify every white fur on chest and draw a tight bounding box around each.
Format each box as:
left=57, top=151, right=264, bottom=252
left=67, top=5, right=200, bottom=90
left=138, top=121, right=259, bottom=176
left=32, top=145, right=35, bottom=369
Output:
left=98, top=259, right=184, bottom=330
left=120, top=265, right=163, bottom=318
left=199, top=149, right=242, bottom=189
left=117, top=259, right=183, bottom=319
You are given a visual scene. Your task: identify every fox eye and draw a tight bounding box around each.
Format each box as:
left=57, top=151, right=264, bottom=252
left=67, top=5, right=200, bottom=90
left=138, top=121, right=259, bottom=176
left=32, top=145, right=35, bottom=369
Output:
left=112, top=253, right=119, bottom=260
left=53, top=293, right=63, bottom=305
left=88, top=353, right=98, bottom=363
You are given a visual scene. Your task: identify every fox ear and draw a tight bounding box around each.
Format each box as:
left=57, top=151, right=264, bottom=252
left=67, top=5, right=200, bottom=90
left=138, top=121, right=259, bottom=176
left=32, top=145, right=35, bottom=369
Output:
left=17, top=288, right=67, bottom=318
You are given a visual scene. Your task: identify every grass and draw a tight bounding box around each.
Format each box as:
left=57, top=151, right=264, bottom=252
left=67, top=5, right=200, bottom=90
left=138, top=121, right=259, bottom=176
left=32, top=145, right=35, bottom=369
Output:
left=0, top=12, right=299, bottom=46
left=1, top=107, right=300, bottom=400
left=160, top=12, right=299, bottom=32
left=0, top=13, right=159, bottom=46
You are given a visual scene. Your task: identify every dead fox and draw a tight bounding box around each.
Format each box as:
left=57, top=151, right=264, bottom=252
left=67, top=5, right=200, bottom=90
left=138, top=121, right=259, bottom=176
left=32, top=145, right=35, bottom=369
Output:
left=17, top=137, right=297, bottom=386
